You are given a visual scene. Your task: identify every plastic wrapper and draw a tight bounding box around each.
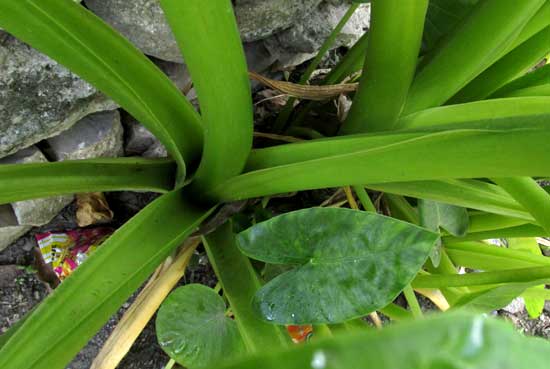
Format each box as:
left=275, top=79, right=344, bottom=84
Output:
left=287, top=325, right=313, bottom=343
left=36, top=227, right=113, bottom=281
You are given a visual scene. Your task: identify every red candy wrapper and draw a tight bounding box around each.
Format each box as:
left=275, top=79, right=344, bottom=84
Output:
left=36, top=227, right=113, bottom=281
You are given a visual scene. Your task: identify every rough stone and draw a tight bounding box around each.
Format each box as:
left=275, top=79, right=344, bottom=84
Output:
left=0, top=32, right=116, bottom=159
left=265, top=1, right=370, bottom=69
left=502, top=297, right=526, bottom=315
left=0, top=147, right=72, bottom=250
left=45, top=110, right=124, bottom=161
left=0, top=147, right=74, bottom=227
left=235, top=0, right=324, bottom=42
left=124, top=115, right=168, bottom=158
left=84, top=0, right=322, bottom=63
left=0, top=205, right=30, bottom=253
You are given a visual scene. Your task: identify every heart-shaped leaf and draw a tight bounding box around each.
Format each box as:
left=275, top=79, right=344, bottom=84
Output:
left=419, top=199, right=469, bottom=266
left=156, top=284, right=245, bottom=368
left=237, top=208, right=438, bottom=324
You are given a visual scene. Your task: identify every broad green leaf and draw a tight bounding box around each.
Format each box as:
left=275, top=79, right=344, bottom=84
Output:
left=343, top=0, right=428, bottom=133
left=0, top=190, right=213, bottom=369
left=445, top=241, right=550, bottom=271
left=210, top=123, right=550, bottom=202
left=156, top=285, right=245, bottom=368
left=237, top=208, right=438, bottom=324
left=421, top=0, right=478, bottom=53
left=160, top=0, right=253, bottom=191
left=453, top=282, right=541, bottom=312
left=492, top=177, right=550, bottom=235
left=203, top=222, right=290, bottom=351
left=0, top=0, right=203, bottom=181
left=369, top=179, right=533, bottom=221
left=403, top=0, right=545, bottom=114
left=508, top=238, right=545, bottom=318
left=492, top=64, right=550, bottom=98
left=419, top=199, right=469, bottom=266
left=0, top=158, right=175, bottom=204
left=450, top=26, right=550, bottom=103
left=206, top=313, right=550, bottom=369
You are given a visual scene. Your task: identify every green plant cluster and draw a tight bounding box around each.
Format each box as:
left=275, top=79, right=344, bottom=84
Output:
left=1, top=0, right=550, bottom=368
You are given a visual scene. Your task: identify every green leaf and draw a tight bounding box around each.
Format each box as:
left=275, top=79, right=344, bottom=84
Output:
left=237, top=208, right=438, bottom=324
left=160, top=0, right=253, bottom=191
left=508, top=238, right=545, bottom=318
left=419, top=199, right=469, bottom=267
left=492, top=177, right=550, bottom=234
left=211, top=123, right=550, bottom=202
left=369, top=179, right=533, bottom=221
left=419, top=200, right=469, bottom=237
left=0, top=158, right=175, bottom=204
left=492, top=63, right=550, bottom=98
left=156, top=285, right=245, bottom=368
left=450, top=26, right=550, bottom=103
left=0, top=0, right=203, bottom=181
left=404, top=0, right=545, bottom=114
left=206, top=313, right=550, bottom=369
left=445, top=241, right=550, bottom=271
left=453, top=282, right=540, bottom=312
left=342, top=0, right=428, bottom=133
left=203, top=222, right=290, bottom=351
left=398, top=96, right=550, bottom=130
left=413, top=266, right=550, bottom=288
left=422, top=0, right=478, bottom=54
left=0, top=190, right=213, bottom=369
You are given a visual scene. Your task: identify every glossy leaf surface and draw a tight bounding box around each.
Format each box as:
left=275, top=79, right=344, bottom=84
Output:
left=156, top=285, right=245, bottom=368
left=208, top=313, right=550, bottom=369
left=237, top=208, right=438, bottom=324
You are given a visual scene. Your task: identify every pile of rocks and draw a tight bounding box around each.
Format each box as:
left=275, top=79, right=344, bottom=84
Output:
left=0, top=0, right=370, bottom=250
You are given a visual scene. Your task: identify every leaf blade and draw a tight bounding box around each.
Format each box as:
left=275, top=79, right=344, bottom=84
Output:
left=237, top=208, right=438, bottom=324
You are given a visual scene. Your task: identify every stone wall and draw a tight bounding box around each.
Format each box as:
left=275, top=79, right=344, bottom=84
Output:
left=0, top=0, right=370, bottom=250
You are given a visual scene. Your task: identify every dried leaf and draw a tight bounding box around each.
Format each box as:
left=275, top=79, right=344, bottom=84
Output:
left=249, top=71, right=358, bottom=101
left=76, top=192, right=114, bottom=227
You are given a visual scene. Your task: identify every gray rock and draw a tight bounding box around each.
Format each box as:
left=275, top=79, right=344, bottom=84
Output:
left=235, top=0, right=324, bottom=42
left=45, top=110, right=124, bottom=161
left=0, top=32, right=116, bottom=159
left=0, top=147, right=74, bottom=227
left=0, top=204, right=30, bottom=252
left=502, top=297, right=526, bottom=315
left=84, top=0, right=322, bottom=63
left=0, top=147, right=72, bottom=250
left=266, top=1, right=370, bottom=69
left=124, top=116, right=167, bottom=158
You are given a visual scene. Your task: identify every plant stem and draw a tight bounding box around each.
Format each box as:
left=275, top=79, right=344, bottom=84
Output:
left=274, top=3, right=359, bottom=131
left=163, top=359, right=176, bottom=369
left=403, top=285, right=423, bottom=319
left=353, top=185, right=377, bottom=212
